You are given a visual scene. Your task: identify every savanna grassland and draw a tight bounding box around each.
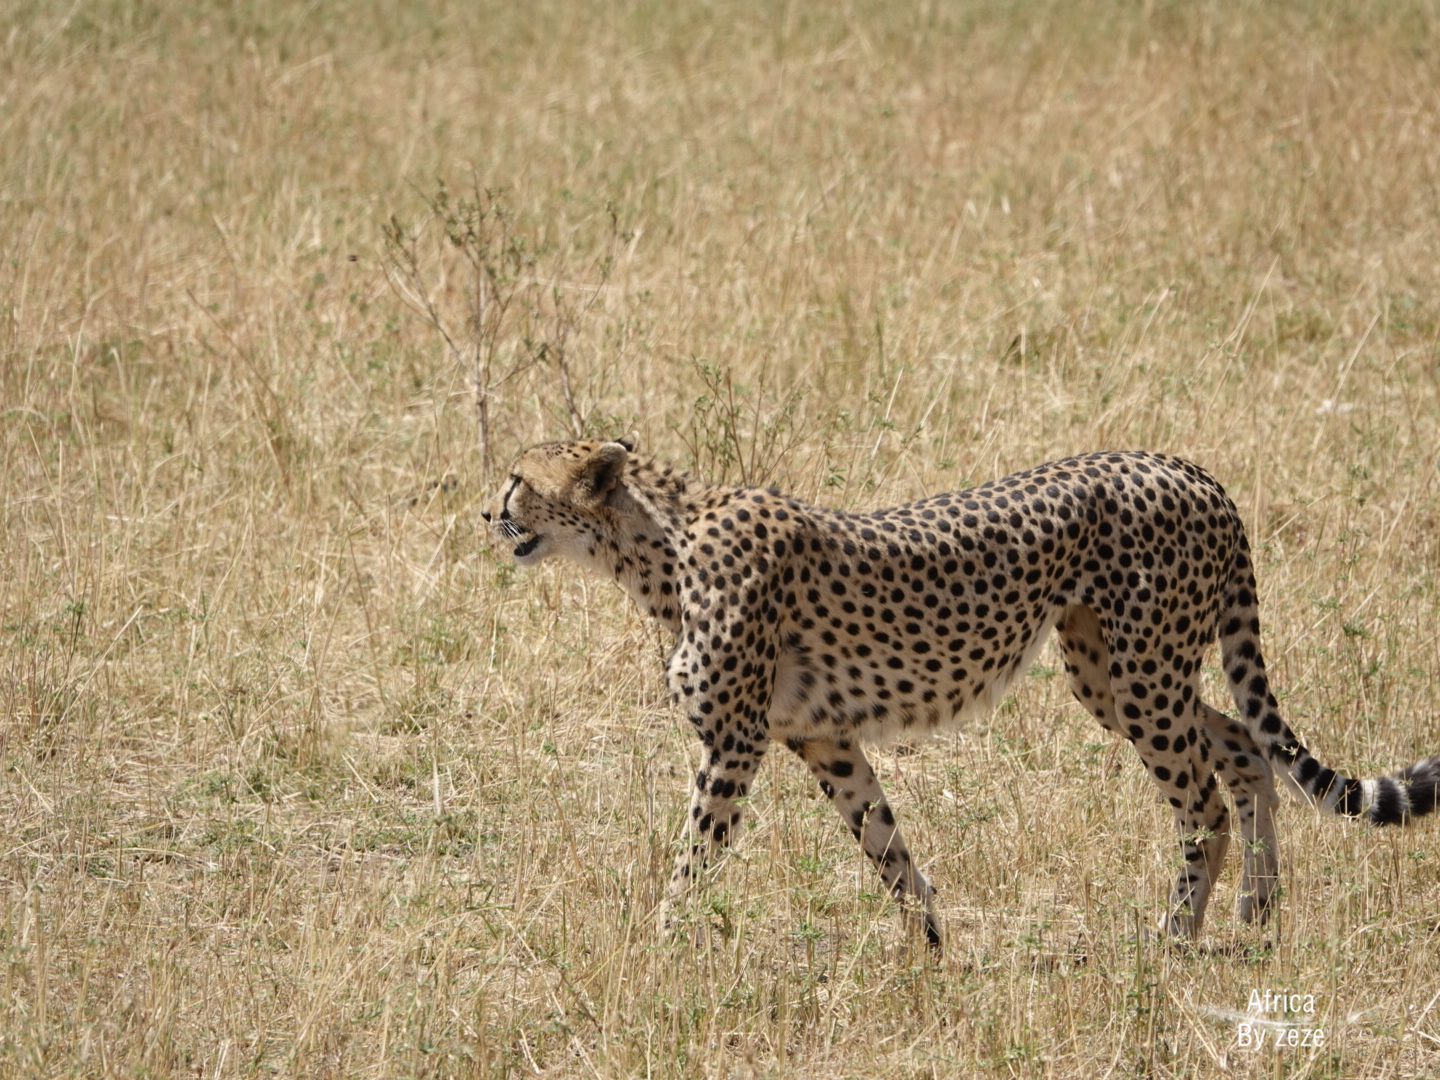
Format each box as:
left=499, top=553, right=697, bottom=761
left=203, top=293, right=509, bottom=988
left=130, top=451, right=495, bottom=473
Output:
left=4, top=1, right=1440, bottom=1076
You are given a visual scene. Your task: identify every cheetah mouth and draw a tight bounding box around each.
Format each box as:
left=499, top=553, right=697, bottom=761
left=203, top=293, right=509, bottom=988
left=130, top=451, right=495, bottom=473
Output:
left=497, top=517, right=540, bottom=559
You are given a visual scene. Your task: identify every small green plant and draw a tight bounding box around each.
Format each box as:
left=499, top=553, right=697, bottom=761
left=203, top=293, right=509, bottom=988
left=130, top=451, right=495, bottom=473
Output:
left=677, top=357, right=808, bottom=487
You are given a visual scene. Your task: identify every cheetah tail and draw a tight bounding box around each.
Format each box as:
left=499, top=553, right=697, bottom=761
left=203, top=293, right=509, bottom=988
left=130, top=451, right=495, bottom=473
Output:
left=1219, top=535, right=1440, bottom=826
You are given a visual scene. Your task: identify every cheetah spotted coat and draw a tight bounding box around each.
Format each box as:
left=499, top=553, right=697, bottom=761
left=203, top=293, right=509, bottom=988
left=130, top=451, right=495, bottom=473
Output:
left=484, top=437, right=1440, bottom=947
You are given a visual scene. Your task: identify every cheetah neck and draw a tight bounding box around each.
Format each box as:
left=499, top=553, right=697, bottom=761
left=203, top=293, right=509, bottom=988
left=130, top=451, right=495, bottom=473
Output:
left=599, top=459, right=714, bottom=633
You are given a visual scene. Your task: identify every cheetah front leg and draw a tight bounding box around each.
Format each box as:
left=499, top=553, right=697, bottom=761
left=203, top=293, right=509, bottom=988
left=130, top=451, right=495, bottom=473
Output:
left=788, top=738, right=940, bottom=949
left=660, top=728, right=771, bottom=934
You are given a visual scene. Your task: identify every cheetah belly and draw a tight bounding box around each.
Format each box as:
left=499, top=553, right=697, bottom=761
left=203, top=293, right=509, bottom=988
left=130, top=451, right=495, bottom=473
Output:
left=767, top=618, right=1058, bottom=745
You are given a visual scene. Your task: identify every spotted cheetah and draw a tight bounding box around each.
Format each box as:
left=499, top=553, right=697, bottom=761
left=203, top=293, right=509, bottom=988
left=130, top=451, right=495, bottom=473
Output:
left=483, top=436, right=1440, bottom=948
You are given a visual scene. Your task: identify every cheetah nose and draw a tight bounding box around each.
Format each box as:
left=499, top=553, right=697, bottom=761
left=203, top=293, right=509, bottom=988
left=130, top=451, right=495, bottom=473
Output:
left=481, top=510, right=492, bottom=522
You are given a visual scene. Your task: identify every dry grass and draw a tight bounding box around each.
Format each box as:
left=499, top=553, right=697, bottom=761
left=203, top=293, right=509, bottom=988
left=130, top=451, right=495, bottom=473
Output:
left=4, top=1, right=1440, bottom=1075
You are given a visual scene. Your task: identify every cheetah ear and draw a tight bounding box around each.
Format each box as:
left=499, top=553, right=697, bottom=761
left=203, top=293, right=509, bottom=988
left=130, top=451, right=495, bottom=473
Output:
left=617, top=431, right=639, bottom=453
left=572, top=440, right=629, bottom=511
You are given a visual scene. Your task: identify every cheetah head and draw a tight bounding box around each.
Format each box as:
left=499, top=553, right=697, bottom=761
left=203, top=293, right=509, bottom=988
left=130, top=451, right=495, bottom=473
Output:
left=482, top=434, right=638, bottom=567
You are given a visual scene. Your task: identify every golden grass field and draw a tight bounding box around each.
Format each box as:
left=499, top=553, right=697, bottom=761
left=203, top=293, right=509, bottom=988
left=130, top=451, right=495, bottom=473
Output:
left=4, top=1, right=1440, bottom=1075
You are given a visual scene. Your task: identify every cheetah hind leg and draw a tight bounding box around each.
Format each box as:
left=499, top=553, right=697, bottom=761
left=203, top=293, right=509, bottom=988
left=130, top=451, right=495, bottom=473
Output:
left=1058, top=604, right=1126, bottom=741
left=1058, top=605, right=1232, bottom=937
left=788, top=738, right=941, bottom=950
left=1200, top=704, right=1280, bottom=924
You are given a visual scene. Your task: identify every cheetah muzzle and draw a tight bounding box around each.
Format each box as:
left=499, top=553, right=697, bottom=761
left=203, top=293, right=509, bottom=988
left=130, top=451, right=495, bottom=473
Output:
left=484, top=435, right=1440, bottom=950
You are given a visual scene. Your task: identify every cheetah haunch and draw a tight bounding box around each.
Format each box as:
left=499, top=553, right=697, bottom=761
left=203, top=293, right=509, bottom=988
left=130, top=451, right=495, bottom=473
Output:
left=484, top=437, right=1440, bottom=947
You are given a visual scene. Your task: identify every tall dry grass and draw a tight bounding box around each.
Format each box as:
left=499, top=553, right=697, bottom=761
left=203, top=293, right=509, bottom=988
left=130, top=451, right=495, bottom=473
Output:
left=3, top=0, right=1440, bottom=1075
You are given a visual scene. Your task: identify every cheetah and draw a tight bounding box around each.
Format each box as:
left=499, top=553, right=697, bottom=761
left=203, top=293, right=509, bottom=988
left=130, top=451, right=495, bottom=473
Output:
left=483, top=436, right=1440, bottom=948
